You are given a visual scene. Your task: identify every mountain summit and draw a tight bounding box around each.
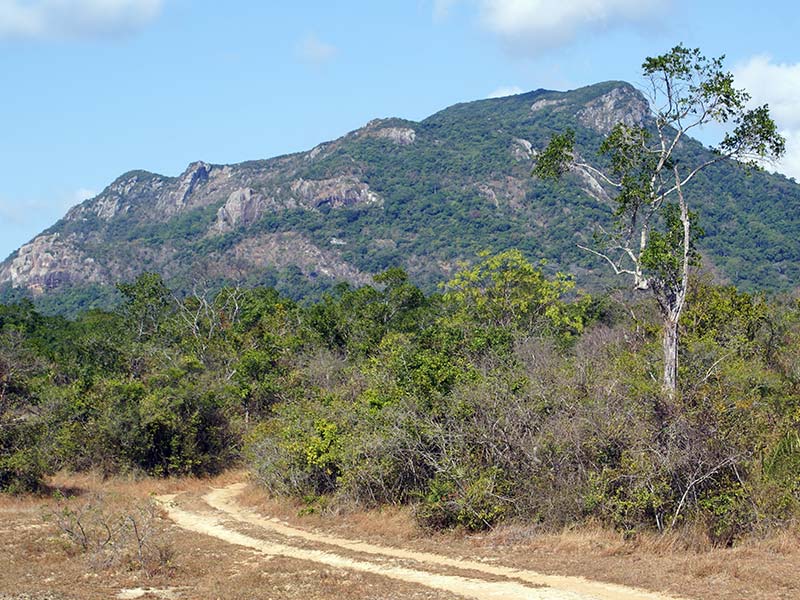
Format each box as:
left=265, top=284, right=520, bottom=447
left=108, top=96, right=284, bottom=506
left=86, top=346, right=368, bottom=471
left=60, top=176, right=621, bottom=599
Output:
left=2, top=81, right=799, bottom=313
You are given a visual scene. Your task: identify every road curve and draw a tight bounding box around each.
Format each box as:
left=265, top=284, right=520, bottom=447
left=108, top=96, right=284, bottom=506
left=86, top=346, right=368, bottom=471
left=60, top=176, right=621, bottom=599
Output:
left=157, top=483, right=690, bottom=600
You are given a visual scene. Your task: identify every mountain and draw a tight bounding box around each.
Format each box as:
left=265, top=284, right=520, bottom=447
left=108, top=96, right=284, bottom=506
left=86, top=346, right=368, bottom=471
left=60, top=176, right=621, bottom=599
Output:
left=2, top=81, right=800, bottom=314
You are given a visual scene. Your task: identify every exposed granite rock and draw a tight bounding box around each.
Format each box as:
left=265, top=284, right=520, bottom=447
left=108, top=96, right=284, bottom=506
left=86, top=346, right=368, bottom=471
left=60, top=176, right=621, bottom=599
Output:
left=372, top=127, right=416, bottom=145
left=67, top=171, right=167, bottom=221
left=1, top=157, right=381, bottom=297
left=161, top=161, right=211, bottom=213
left=577, top=85, right=649, bottom=134
left=474, top=177, right=528, bottom=211
left=290, top=177, right=382, bottom=210
left=357, top=119, right=417, bottom=145
left=157, top=161, right=241, bottom=215
left=67, top=161, right=246, bottom=225
left=530, top=98, right=565, bottom=112
left=86, top=193, right=123, bottom=221
left=476, top=183, right=500, bottom=208
left=0, top=234, right=106, bottom=294
left=210, top=188, right=277, bottom=234
left=306, top=143, right=329, bottom=161
left=574, top=166, right=611, bottom=203
left=511, top=138, right=534, bottom=160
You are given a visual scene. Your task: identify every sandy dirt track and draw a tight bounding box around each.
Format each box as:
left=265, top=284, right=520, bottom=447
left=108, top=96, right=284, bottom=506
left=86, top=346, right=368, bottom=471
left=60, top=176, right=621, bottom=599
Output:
left=157, top=483, right=691, bottom=600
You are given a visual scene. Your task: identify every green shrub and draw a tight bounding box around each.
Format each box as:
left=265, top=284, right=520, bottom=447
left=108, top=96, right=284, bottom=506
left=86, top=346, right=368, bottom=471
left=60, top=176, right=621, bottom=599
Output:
left=416, top=467, right=509, bottom=531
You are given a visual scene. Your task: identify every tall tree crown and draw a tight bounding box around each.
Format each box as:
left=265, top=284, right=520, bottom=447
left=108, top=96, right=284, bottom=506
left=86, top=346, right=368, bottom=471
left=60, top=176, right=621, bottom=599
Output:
left=532, top=44, right=785, bottom=393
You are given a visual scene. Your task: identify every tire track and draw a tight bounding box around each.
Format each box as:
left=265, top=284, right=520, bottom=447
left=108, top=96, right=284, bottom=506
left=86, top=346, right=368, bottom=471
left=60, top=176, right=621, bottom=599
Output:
left=157, top=484, right=690, bottom=600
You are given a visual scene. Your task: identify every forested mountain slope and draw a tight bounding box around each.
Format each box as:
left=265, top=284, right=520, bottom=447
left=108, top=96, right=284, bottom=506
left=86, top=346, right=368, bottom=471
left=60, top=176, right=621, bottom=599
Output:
left=2, top=81, right=798, bottom=314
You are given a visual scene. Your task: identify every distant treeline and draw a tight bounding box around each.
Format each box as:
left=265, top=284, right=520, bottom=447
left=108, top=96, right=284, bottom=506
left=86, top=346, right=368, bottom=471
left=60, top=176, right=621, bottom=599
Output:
left=2, top=251, right=799, bottom=544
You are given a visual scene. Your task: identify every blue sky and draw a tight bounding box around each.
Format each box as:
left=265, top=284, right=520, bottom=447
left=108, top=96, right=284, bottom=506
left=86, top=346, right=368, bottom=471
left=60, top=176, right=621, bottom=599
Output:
left=2, top=0, right=799, bottom=260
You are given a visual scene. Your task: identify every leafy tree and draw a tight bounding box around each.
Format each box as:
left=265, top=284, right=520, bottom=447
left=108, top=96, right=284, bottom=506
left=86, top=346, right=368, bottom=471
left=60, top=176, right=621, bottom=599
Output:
left=117, top=273, right=172, bottom=342
left=442, top=249, right=586, bottom=346
left=304, top=269, right=429, bottom=358
left=0, top=329, right=50, bottom=492
left=534, top=45, right=785, bottom=393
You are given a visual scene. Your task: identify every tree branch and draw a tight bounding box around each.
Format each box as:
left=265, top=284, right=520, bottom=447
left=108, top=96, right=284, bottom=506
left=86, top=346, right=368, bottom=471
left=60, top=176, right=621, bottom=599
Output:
left=576, top=244, right=637, bottom=278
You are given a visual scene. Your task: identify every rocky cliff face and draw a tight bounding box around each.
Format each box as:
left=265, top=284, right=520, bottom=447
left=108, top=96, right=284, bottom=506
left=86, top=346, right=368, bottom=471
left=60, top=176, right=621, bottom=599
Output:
left=289, top=177, right=382, bottom=210
left=207, top=174, right=382, bottom=235
left=3, top=80, right=799, bottom=312
left=576, top=85, right=649, bottom=133
left=0, top=233, right=107, bottom=293
left=0, top=116, right=392, bottom=298
left=210, top=188, right=274, bottom=234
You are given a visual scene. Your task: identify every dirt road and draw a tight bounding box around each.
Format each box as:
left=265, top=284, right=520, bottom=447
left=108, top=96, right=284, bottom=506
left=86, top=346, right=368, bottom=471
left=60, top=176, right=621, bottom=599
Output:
left=157, top=483, right=689, bottom=600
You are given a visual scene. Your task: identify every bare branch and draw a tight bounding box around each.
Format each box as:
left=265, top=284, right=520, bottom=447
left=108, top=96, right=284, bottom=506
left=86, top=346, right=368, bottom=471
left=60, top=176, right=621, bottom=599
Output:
left=573, top=161, right=622, bottom=188
left=576, top=244, right=637, bottom=277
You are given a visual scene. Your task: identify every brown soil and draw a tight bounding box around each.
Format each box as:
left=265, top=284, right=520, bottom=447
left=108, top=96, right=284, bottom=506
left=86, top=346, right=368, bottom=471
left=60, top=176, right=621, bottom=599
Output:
left=2, top=472, right=798, bottom=600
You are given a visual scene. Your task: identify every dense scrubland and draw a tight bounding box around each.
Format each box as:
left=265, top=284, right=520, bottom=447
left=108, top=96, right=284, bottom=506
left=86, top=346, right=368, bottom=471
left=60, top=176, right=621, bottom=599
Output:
left=2, top=252, right=799, bottom=545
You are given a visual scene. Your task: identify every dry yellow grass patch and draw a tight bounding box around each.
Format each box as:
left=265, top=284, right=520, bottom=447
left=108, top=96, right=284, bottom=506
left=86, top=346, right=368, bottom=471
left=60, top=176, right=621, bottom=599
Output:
left=1, top=471, right=458, bottom=600
left=4, top=471, right=799, bottom=600
left=237, top=482, right=800, bottom=600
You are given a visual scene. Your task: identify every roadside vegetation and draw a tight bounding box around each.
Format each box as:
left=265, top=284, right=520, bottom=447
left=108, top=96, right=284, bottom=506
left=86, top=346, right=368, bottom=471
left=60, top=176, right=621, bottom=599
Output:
left=1, top=46, right=797, bottom=564
left=2, top=252, right=799, bottom=546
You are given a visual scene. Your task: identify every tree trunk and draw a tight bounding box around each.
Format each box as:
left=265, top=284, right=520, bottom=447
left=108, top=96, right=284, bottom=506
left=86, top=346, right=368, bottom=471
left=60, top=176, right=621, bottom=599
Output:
left=662, top=166, right=690, bottom=397
left=663, top=316, right=679, bottom=395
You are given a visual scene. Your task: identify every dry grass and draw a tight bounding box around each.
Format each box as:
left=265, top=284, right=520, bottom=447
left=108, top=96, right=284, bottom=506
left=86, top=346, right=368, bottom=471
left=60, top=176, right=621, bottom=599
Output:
left=237, top=482, right=421, bottom=545
left=481, top=522, right=800, bottom=599
left=1, top=471, right=459, bottom=600
left=43, top=468, right=247, bottom=498
left=4, top=471, right=799, bottom=600
left=238, top=482, right=800, bottom=600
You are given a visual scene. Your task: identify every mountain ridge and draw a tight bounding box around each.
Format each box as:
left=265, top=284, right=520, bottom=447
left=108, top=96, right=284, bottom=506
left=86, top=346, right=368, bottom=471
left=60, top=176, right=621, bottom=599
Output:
left=3, top=80, right=799, bottom=314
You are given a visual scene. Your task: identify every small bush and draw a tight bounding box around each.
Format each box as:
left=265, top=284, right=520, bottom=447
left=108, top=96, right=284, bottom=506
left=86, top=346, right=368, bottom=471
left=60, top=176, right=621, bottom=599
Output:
left=0, top=443, right=48, bottom=494
left=416, top=467, right=509, bottom=531
left=45, top=492, right=174, bottom=575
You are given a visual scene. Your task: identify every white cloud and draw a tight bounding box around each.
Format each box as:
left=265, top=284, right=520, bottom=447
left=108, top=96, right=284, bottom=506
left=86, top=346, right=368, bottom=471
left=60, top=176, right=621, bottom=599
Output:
left=779, top=136, right=800, bottom=182
left=735, top=55, right=800, bottom=181
left=735, top=55, right=800, bottom=127
left=487, top=85, right=523, bottom=98
left=296, top=33, right=338, bottom=67
left=436, top=0, right=667, bottom=55
left=0, top=0, right=163, bottom=40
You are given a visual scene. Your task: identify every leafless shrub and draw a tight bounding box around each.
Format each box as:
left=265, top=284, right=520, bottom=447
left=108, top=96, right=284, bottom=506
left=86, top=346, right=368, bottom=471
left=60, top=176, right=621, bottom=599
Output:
left=44, top=492, right=174, bottom=575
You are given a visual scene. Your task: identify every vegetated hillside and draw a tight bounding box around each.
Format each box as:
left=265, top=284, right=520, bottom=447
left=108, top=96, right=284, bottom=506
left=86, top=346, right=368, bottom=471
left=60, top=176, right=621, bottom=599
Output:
left=2, top=81, right=799, bottom=315
left=4, top=255, right=800, bottom=543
